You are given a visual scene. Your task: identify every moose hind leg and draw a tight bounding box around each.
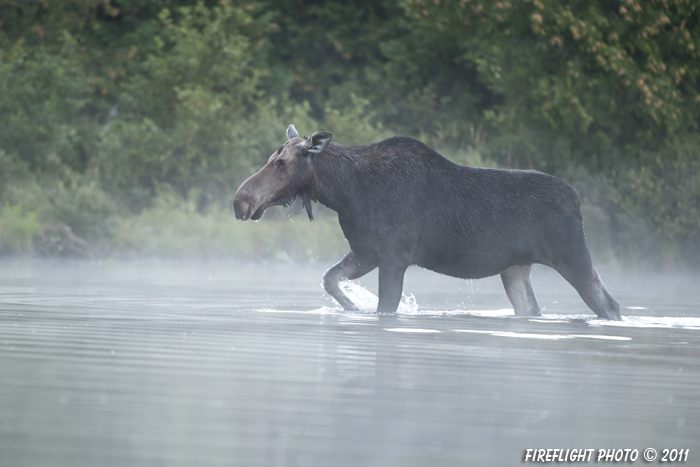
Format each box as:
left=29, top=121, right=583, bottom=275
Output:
left=557, top=264, right=621, bottom=321
left=544, top=220, right=622, bottom=320
left=323, top=251, right=377, bottom=311
left=500, top=265, right=541, bottom=316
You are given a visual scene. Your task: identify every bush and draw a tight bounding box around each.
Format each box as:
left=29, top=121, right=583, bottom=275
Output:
left=0, top=204, right=40, bottom=254
left=0, top=33, right=97, bottom=175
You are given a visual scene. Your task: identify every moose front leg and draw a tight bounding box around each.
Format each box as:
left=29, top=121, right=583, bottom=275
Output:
left=377, top=264, right=408, bottom=314
left=323, top=251, right=377, bottom=310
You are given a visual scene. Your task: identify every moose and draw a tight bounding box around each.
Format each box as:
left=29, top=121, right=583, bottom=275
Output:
left=233, top=125, right=621, bottom=320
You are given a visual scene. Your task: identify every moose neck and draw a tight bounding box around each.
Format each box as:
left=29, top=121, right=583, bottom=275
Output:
left=308, top=144, right=362, bottom=217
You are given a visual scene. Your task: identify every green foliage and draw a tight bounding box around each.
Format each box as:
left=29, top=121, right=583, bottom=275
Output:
left=92, top=1, right=270, bottom=206
left=124, top=1, right=267, bottom=127
left=0, top=204, right=40, bottom=253
left=0, top=32, right=96, bottom=174
left=1, top=177, right=117, bottom=243
left=401, top=0, right=700, bottom=152
left=264, top=0, right=490, bottom=148
left=47, top=179, right=118, bottom=240
left=321, top=94, right=393, bottom=145
left=614, top=138, right=700, bottom=242
left=110, top=192, right=347, bottom=260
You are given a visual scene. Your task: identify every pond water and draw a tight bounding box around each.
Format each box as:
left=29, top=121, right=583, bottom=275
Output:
left=0, top=260, right=698, bottom=466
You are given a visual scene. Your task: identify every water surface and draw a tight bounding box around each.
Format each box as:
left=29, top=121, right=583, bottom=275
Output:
left=0, top=260, right=698, bottom=466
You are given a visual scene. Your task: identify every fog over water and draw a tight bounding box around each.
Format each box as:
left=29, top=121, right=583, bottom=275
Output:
left=0, top=260, right=698, bottom=466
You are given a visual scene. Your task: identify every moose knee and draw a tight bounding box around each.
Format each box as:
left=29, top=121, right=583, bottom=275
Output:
left=323, top=268, right=342, bottom=293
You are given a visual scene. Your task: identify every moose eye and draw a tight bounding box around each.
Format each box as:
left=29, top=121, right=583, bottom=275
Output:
left=276, top=159, right=286, bottom=168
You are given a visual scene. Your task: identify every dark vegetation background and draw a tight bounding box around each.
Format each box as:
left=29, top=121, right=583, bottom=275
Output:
left=0, top=0, right=698, bottom=267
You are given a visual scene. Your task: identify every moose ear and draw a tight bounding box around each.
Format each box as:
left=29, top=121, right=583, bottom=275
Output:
left=286, top=124, right=299, bottom=140
left=308, top=131, right=332, bottom=154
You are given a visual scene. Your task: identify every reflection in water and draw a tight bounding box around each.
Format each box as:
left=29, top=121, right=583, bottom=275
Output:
left=0, top=260, right=698, bottom=466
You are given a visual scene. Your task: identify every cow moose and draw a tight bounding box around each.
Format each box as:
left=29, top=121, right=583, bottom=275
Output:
left=233, top=125, right=621, bottom=320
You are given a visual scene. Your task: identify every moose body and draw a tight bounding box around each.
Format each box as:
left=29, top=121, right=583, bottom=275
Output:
left=233, top=125, right=621, bottom=320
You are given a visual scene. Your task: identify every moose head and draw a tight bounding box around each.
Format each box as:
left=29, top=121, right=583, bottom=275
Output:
left=233, top=125, right=332, bottom=221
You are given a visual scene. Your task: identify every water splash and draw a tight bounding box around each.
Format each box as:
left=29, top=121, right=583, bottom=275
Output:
left=258, top=282, right=418, bottom=315
left=337, top=282, right=377, bottom=312
left=338, top=282, right=418, bottom=314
